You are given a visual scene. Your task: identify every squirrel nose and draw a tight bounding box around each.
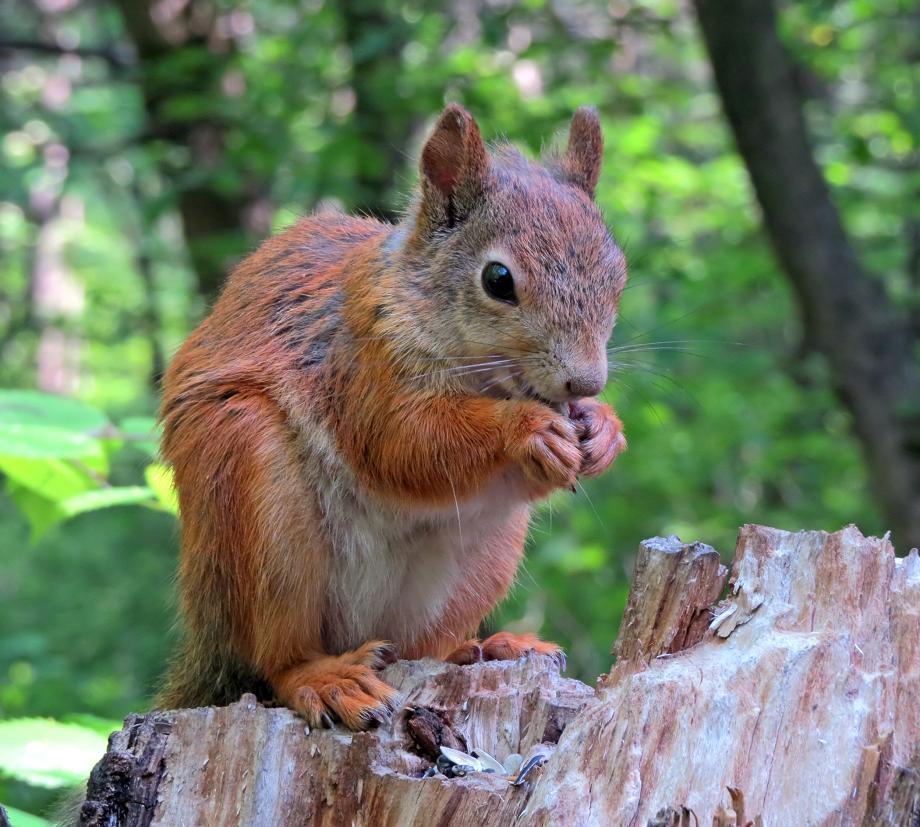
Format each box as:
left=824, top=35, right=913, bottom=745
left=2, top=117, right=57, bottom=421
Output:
left=565, top=372, right=605, bottom=399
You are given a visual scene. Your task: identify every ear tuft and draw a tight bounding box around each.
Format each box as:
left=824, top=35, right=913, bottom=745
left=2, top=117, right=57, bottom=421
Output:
left=418, top=103, right=489, bottom=229
left=560, top=106, right=603, bottom=197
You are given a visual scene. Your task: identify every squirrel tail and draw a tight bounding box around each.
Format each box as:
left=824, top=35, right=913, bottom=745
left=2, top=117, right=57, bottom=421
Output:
left=154, top=632, right=270, bottom=710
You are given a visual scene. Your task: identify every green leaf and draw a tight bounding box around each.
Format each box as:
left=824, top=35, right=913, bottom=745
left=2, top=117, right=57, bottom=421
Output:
left=5, top=484, right=65, bottom=543
left=0, top=457, right=98, bottom=503
left=0, top=804, right=53, bottom=827
left=0, top=391, right=109, bottom=460
left=0, top=426, right=101, bottom=460
left=58, top=486, right=156, bottom=518
left=0, top=718, right=108, bottom=788
left=0, top=391, right=109, bottom=436
left=144, top=463, right=178, bottom=515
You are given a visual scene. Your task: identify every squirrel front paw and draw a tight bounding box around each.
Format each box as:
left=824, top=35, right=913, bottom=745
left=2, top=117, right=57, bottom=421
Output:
left=569, top=398, right=626, bottom=478
left=503, top=404, right=582, bottom=493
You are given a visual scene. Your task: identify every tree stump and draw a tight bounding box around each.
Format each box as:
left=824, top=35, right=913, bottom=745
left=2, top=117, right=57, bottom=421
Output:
left=77, top=525, right=920, bottom=826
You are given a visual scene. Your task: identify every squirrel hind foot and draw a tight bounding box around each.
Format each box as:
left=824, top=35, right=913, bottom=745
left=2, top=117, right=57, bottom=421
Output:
left=445, top=632, right=566, bottom=671
left=270, top=641, right=399, bottom=731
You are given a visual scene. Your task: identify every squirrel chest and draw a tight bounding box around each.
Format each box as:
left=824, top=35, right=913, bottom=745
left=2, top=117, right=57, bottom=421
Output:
left=303, top=423, right=532, bottom=654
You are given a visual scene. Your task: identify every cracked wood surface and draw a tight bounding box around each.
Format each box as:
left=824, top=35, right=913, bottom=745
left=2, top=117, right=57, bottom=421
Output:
left=78, top=525, right=920, bottom=826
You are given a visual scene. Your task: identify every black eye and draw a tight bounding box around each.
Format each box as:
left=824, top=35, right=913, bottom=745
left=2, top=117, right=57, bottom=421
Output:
left=481, top=262, right=517, bottom=304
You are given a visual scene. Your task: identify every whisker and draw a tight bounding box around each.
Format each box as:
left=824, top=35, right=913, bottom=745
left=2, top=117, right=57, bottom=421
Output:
left=613, top=311, right=643, bottom=337
left=446, top=468, right=464, bottom=553
left=479, top=366, right=522, bottom=395
left=614, top=302, right=728, bottom=346
left=609, top=361, right=701, bottom=408
left=608, top=346, right=708, bottom=358
left=605, top=375, right=664, bottom=426
left=419, top=354, right=507, bottom=362
left=410, top=361, right=517, bottom=382
left=351, top=330, right=543, bottom=364
left=608, top=338, right=747, bottom=354
left=574, top=480, right=607, bottom=537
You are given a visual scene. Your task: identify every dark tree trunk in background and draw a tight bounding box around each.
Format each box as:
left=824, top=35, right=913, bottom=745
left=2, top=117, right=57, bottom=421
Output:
left=111, top=0, right=259, bottom=306
left=340, top=0, right=415, bottom=222
left=693, top=0, right=920, bottom=550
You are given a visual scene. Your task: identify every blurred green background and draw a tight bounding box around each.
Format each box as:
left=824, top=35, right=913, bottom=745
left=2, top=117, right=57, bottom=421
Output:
left=1, top=0, right=918, bottom=822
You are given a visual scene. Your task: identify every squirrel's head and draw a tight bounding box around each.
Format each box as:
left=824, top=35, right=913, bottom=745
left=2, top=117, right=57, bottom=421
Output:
left=392, top=103, right=626, bottom=406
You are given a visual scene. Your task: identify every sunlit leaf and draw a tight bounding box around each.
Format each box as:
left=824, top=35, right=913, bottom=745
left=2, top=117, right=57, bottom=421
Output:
left=144, top=463, right=178, bottom=515
left=0, top=391, right=108, bottom=435
left=0, top=426, right=101, bottom=460
left=0, top=391, right=108, bottom=460
left=58, top=487, right=156, bottom=518
left=5, top=484, right=65, bottom=543
left=0, top=804, right=53, bottom=827
left=0, top=718, right=108, bottom=788
left=0, top=457, right=99, bottom=503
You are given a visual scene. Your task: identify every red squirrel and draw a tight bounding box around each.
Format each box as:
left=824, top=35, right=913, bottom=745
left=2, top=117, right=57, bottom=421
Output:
left=158, top=104, right=627, bottom=730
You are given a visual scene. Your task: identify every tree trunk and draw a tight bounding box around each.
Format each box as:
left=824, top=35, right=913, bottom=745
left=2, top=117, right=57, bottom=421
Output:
left=692, top=0, right=920, bottom=551
left=77, top=525, right=919, bottom=826
left=111, top=0, right=260, bottom=305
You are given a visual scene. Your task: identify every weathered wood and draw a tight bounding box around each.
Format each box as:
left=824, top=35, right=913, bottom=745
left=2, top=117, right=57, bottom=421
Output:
left=78, top=525, right=920, bottom=826
left=861, top=747, right=920, bottom=826
left=80, top=657, right=591, bottom=827
left=612, top=535, right=727, bottom=664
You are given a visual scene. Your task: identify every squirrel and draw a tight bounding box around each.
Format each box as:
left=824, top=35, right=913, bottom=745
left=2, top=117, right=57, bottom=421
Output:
left=157, top=104, right=627, bottom=730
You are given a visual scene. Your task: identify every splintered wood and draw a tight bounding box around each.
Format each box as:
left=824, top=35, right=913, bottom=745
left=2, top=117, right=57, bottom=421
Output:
left=78, top=525, right=920, bottom=826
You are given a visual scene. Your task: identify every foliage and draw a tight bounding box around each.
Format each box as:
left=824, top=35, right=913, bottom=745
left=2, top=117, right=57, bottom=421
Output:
left=1, top=0, right=913, bottom=820
left=0, top=715, right=114, bottom=825
left=0, top=390, right=176, bottom=542
left=1, top=805, right=52, bottom=827
left=0, top=718, right=112, bottom=788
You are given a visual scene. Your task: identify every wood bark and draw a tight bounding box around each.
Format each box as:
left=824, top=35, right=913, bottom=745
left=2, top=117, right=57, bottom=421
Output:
left=692, top=0, right=920, bottom=550
left=77, top=525, right=919, bottom=826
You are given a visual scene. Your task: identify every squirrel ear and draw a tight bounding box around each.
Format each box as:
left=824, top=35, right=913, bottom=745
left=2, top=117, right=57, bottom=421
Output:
left=418, top=103, right=490, bottom=229
left=558, top=106, right=603, bottom=197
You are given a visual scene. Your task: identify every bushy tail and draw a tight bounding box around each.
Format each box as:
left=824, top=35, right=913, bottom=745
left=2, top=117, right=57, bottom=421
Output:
left=155, top=633, right=271, bottom=709
left=52, top=788, right=86, bottom=827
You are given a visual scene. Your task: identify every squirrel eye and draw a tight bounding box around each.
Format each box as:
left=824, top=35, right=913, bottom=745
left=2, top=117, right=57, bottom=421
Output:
left=481, top=262, right=517, bottom=304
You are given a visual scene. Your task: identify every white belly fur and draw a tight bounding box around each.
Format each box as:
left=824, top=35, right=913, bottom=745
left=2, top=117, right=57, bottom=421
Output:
left=304, top=426, right=531, bottom=652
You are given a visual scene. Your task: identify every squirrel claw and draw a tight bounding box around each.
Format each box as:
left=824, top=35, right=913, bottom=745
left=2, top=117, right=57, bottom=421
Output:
left=508, top=406, right=581, bottom=493
left=271, top=643, right=399, bottom=731
left=372, top=642, right=399, bottom=668
left=569, top=398, right=625, bottom=478
left=362, top=705, right=392, bottom=728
